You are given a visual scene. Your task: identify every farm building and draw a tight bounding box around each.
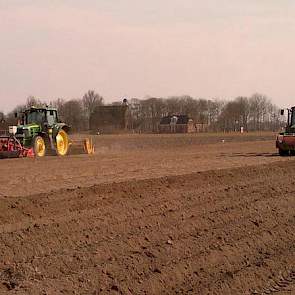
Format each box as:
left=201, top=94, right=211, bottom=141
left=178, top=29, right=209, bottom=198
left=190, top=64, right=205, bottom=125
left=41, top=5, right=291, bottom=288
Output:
left=89, top=104, right=129, bottom=134
left=159, top=115, right=196, bottom=133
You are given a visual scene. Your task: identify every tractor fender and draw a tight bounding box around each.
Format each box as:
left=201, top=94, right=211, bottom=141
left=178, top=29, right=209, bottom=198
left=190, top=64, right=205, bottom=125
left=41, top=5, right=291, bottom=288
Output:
left=53, top=124, right=70, bottom=137
left=50, top=124, right=69, bottom=138
left=61, top=125, right=70, bottom=133
left=36, top=131, right=47, bottom=138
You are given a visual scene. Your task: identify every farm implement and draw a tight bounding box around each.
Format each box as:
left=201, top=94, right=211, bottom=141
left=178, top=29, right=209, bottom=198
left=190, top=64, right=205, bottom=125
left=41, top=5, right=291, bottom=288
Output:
left=0, top=106, right=94, bottom=159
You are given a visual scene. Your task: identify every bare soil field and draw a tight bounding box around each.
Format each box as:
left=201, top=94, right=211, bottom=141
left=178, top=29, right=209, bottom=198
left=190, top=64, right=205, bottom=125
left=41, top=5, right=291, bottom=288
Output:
left=1, top=132, right=295, bottom=294
left=0, top=132, right=280, bottom=198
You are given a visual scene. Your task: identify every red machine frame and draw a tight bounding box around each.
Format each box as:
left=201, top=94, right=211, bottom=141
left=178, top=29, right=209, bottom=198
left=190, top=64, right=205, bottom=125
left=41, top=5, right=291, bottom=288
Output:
left=0, top=134, right=34, bottom=158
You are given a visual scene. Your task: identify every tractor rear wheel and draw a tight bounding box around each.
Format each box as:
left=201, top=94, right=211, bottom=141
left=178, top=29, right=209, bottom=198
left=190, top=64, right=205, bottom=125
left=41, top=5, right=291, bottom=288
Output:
left=33, top=136, right=46, bottom=157
left=56, top=129, right=69, bottom=156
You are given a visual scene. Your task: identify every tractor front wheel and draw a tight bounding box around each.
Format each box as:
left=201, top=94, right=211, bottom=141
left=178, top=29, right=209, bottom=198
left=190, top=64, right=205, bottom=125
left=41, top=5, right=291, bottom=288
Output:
left=33, top=136, right=46, bottom=157
left=56, top=129, right=69, bottom=156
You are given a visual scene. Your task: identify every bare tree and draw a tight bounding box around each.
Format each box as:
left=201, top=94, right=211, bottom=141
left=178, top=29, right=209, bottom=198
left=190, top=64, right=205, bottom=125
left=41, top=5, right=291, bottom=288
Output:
left=82, top=90, right=104, bottom=119
left=26, top=96, right=46, bottom=108
left=50, top=98, right=66, bottom=114
left=59, top=99, right=86, bottom=131
left=249, top=93, right=269, bottom=130
left=233, top=97, right=250, bottom=131
left=208, top=99, right=225, bottom=130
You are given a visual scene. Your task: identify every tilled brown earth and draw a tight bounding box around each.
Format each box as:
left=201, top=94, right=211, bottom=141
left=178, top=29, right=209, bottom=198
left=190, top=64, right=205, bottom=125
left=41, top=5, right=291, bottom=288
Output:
left=0, top=138, right=285, bottom=198
left=1, top=160, right=295, bottom=294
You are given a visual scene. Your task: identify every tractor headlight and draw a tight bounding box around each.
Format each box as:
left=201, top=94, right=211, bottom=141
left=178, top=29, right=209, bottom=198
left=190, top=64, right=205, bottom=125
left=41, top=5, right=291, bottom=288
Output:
left=48, top=128, right=53, bottom=134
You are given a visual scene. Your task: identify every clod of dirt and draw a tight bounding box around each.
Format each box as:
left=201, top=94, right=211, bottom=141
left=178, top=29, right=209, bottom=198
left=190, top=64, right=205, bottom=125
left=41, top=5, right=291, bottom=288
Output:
left=153, top=268, right=162, bottom=274
left=167, top=239, right=173, bottom=245
left=111, top=285, right=119, bottom=291
left=251, top=220, right=260, bottom=227
left=1, top=267, right=24, bottom=290
left=145, top=251, right=156, bottom=258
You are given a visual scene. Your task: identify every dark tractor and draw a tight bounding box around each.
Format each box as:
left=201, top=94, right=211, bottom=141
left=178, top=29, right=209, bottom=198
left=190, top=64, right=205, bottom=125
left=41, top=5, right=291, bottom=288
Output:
left=276, top=107, right=295, bottom=156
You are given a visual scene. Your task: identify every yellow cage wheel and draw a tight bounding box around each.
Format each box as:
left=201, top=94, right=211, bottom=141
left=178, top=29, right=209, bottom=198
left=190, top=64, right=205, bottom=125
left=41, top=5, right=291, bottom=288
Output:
left=56, top=129, right=69, bottom=156
left=33, top=136, right=46, bottom=157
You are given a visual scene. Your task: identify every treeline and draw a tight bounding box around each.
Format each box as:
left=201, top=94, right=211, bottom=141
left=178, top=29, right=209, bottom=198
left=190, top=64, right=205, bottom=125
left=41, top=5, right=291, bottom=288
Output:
left=1, top=91, right=283, bottom=132
left=128, top=93, right=283, bottom=132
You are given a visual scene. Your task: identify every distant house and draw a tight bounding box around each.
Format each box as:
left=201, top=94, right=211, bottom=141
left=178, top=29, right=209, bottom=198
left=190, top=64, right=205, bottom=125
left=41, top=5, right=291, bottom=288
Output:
left=159, top=115, right=196, bottom=133
left=89, top=104, right=129, bottom=134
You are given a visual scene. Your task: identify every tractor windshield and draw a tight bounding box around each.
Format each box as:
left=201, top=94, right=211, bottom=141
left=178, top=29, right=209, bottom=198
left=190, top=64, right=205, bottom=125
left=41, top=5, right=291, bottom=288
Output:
left=26, top=110, right=46, bottom=125
left=46, top=110, right=58, bottom=126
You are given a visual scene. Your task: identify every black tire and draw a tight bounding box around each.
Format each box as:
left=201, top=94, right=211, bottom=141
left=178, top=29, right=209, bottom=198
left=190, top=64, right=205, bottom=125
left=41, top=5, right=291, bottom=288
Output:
left=290, top=150, right=295, bottom=156
left=33, top=136, right=46, bottom=157
left=279, top=148, right=289, bottom=157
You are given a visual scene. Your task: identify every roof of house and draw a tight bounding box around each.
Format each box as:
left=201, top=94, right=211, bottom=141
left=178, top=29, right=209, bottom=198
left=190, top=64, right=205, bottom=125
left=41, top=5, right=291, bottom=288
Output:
left=160, top=115, right=191, bottom=125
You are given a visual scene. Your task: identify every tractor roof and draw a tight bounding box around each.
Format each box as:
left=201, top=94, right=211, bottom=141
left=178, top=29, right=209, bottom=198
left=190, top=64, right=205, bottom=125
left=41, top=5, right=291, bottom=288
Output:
left=25, top=106, right=57, bottom=112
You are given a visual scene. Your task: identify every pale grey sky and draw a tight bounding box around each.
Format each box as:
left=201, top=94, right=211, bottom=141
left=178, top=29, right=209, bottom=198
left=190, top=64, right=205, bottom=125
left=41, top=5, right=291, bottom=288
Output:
left=1, top=0, right=295, bottom=112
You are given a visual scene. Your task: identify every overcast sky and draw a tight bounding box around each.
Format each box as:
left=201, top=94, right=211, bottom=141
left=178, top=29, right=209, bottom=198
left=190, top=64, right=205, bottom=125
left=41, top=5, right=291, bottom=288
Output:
left=1, top=0, right=294, bottom=113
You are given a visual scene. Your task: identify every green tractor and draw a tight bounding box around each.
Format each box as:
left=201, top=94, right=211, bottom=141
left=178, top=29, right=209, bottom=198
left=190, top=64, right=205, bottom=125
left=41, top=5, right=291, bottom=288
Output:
left=15, top=106, right=70, bottom=157
left=0, top=106, right=94, bottom=159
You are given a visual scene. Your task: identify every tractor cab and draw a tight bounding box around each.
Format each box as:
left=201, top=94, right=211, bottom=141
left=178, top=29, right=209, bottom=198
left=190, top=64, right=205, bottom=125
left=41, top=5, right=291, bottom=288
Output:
left=22, top=107, right=59, bottom=127
left=281, top=107, right=295, bottom=133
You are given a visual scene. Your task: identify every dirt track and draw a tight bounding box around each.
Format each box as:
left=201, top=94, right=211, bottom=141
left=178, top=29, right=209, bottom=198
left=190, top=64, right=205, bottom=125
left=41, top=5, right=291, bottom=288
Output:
left=1, top=133, right=295, bottom=294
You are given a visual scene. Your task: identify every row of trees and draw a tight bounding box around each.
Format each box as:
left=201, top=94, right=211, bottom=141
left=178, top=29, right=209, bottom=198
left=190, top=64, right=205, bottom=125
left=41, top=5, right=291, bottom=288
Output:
left=128, top=94, right=283, bottom=132
left=3, top=91, right=283, bottom=132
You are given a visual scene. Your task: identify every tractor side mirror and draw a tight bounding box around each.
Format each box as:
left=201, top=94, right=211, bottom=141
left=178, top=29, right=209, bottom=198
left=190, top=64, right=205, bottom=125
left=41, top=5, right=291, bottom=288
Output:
left=14, top=112, right=18, bottom=118
left=280, top=109, right=285, bottom=116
